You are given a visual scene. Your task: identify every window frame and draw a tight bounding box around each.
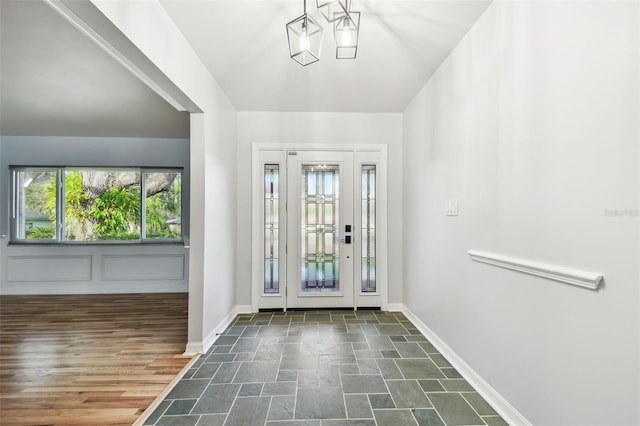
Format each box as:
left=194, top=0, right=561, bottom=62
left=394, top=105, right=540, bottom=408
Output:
left=9, top=166, right=184, bottom=245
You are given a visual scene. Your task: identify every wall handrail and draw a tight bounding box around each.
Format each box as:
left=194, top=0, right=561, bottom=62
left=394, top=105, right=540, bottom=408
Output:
left=467, top=250, right=603, bottom=291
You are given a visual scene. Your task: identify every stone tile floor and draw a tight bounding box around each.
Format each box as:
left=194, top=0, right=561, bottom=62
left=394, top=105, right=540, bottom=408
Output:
left=144, top=310, right=508, bottom=426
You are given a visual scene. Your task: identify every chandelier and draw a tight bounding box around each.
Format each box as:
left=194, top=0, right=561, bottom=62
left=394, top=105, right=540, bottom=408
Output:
left=286, top=0, right=361, bottom=66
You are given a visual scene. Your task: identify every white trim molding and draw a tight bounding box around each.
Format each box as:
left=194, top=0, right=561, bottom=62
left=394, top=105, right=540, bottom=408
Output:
left=467, top=250, right=603, bottom=291
left=183, top=304, right=253, bottom=356
left=399, top=304, right=532, bottom=426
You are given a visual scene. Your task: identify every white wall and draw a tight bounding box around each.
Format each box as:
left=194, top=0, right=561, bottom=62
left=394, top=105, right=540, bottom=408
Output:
left=236, top=112, right=403, bottom=308
left=92, top=0, right=237, bottom=354
left=402, top=1, right=639, bottom=425
left=0, top=136, right=190, bottom=294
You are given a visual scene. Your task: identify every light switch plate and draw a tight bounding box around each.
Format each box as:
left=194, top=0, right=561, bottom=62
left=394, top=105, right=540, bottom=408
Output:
left=446, top=199, right=459, bottom=216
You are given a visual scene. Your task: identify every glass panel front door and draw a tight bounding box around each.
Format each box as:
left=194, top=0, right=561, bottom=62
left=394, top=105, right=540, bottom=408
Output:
left=287, top=151, right=354, bottom=309
left=300, top=164, right=340, bottom=293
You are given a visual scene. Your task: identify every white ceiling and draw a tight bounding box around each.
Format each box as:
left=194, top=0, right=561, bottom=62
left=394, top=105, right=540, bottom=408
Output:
left=160, top=0, right=492, bottom=112
left=0, top=0, right=491, bottom=138
left=0, top=0, right=190, bottom=138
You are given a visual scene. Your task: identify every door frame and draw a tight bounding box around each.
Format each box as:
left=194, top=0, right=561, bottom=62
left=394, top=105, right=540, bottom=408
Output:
left=251, top=143, right=388, bottom=312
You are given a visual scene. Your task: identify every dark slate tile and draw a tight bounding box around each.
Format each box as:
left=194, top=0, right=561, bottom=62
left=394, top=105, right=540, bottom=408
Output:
left=225, top=326, right=246, bottom=336
left=386, top=380, right=432, bottom=409
left=232, top=338, right=261, bottom=353
left=366, top=335, right=395, bottom=350
left=375, top=359, right=404, bottom=379
left=360, top=324, right=380, bottom=335
left=394, top=342, right=428, bottom=358
left=277, top=370, right=298, bottom=382
left=270, top=316, right=292, bottom=325
left=323, top=421, right=376, bottom=426
left=191, top=383, right=240, bottom=414
left=268, top=395, right=295, bottom=420
left=267, top=421, right=321, bottom=426
left=281, top=354, right=319, bottom=370
left=241, top=326, right=260, bottom=337
left=381, top=350, right=401, bottom=359
left=441, top=379, right=474, bottom=392
left=417, top=341, right=438, bottom=353
left=235, top=352, right=255, bottom=361
left=345, top=394, right=373, bottom=419
left=462, top=392, right=498, bottom=416
left=156, top=416, right=200, bottom=426
left=441, top=368, right=463, bottom=379
left=213, top=345, right=232, bottom=353
left=215, top=335, right=239, bottom=346
left=211, top=362, right=241, bottom=383
left=233, top=361, right=279, bottom=383
left=196, top=414, right=226, bottom=425
left=355, top=350, right=382, bottom=359
left=297, top=370, right=320, bottom=388
left=373, top=409, right=417, bottom=426
left=239, top=383, right=264, bottom=396
left=375, top=324, right=408, bottom=335
left=320, top=354, right=357, bottom=365
left=483, top=416, right=509, bottom=426
left=166, top=379, right=209, bottom=399
left=165, top=399, right=197, bottom=415
left=373, top=313, right=399, bottom=324
left=143, top=399, right=170, bottom=425
left=429, top=353, right=453, bottom=368
left=428, top=393, right=485, bottom=426
left=295, top=387, right=347, bottom=419
left=396, top=359, right=445, bottom=379
left=319, top=364, right=342, bottom=388
left=368, top=394, right=395, bottom=409
left=418, top=380, right=445, bottom=392
left=341, top=375, right=387, bottom=393
left=225, top=396, right=271, bottom=426
left=357, top=359, right=380, bottom=374
left=340, top=364, right=361, bottom=375
left=406, top=335, right=428, bottom=342
left=305, top=313, right=331, bottom=322
left=258, top=325, right=289, bottom=337
left=352, top=342, right=370, bottom=351
left=413, top=408, right=445, bottom=426
left=193, top=362, right=221, bottom=379
left=206, top=353, right=235, bottom=362
left=389, top=335, right=407, bottom=342
left=335, top=333, right=367, bottom=343
left=262, top=381, right=297, bottom=395
left=182, top=368, right=197, bottom=379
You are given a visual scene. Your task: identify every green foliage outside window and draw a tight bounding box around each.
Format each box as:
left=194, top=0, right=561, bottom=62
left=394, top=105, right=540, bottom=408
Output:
left=16, top=168, right=182, bottom=242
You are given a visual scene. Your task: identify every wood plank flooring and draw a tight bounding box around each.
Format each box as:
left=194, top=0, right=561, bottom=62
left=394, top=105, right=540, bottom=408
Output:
left=0, top=293, right=192, bottom=426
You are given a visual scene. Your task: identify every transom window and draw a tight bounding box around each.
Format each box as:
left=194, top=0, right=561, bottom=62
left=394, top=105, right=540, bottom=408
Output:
left=10, top=167, right=182, bottom=243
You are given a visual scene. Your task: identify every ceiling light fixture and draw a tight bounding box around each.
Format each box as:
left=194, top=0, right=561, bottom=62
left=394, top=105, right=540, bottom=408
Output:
left=287, top=0, right=361, bottom=66
left=334, top=8, right=360, bottom=59
left=286, top=0, right=324, bottom=66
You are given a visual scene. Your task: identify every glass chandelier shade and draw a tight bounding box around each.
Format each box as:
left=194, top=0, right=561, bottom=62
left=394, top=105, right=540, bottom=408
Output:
left=316, top=0, right=349, bottom=23
left=287, top=10, right=324, bottom=66
left=334, top=11, right=360, bottom=59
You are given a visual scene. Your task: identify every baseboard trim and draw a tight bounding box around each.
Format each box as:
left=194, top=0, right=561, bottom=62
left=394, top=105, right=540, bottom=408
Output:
left=399, top=304, right=531, bottom=426
left=386, top=303, right=404, bottom=312
left=184, top=304, right=252, bottom=356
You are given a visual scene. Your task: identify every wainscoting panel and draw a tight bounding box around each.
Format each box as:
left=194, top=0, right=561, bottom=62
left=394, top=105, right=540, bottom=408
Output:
left=102, top=254, right=185, bottom=281
left=6, top=255, right=92, bottom=282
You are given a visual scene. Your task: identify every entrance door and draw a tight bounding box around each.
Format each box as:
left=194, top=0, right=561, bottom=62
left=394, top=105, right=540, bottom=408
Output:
left=286, top=150, right=354, bottom=309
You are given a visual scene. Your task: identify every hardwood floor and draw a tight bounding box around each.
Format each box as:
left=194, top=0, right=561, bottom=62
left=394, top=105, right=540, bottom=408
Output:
left=0, top=293, right=192, bottom=425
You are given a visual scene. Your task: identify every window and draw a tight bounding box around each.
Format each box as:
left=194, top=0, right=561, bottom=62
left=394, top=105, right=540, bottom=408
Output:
left=264, top=164, right=280, bottom=294
left=11, top=167, right=182, bottom=243
left=361, top=165, right=376, bottom=292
